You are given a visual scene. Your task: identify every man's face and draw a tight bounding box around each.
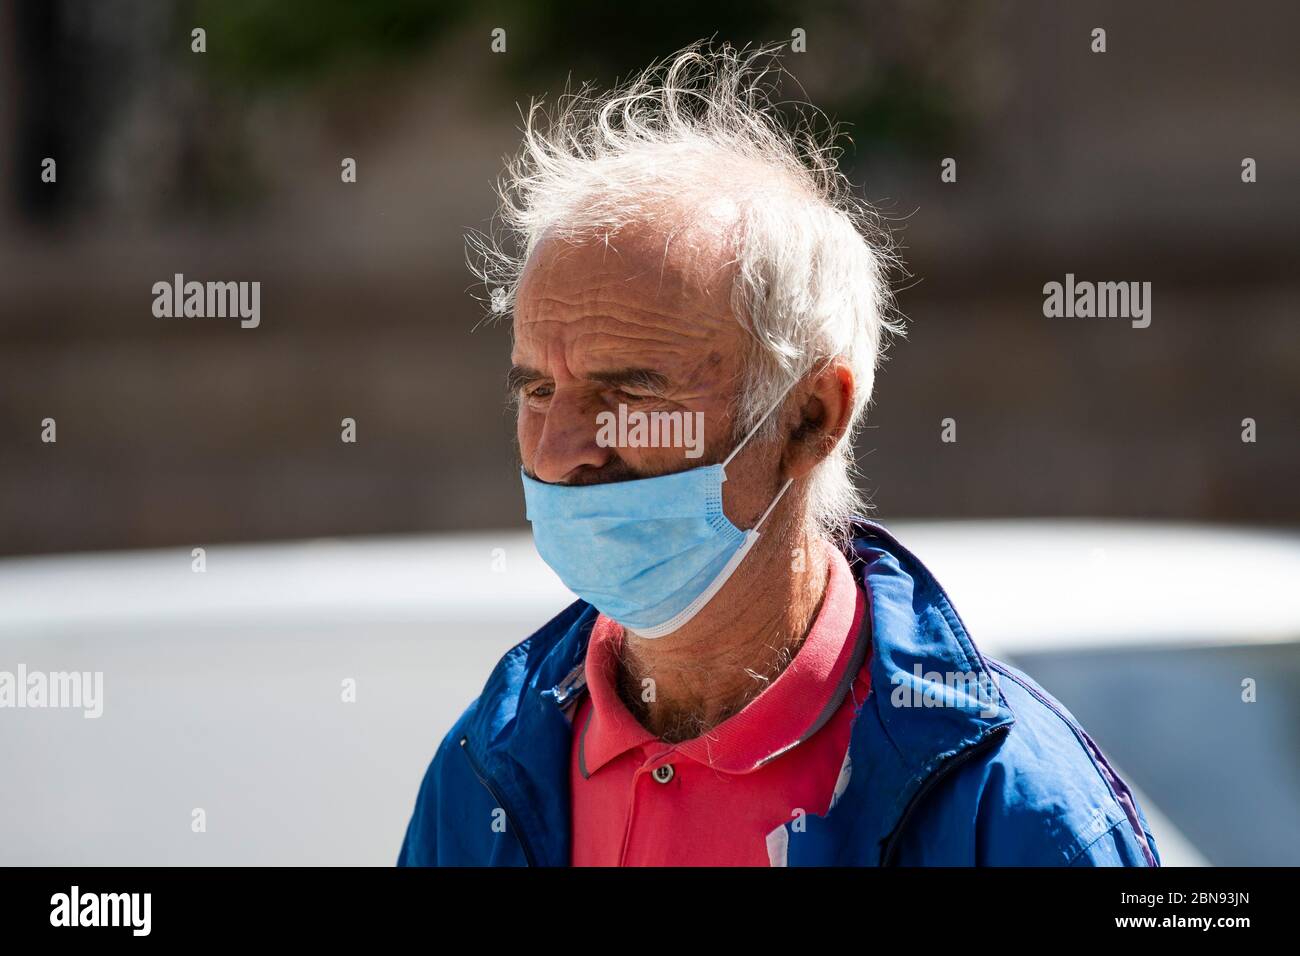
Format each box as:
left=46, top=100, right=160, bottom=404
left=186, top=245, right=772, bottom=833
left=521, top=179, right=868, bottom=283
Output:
left=511, top=215, right=752, bottom=488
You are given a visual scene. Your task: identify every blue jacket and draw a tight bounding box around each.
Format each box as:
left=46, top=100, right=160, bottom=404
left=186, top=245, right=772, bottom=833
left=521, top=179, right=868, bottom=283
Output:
left=398, top=519, right=1162, bottom=866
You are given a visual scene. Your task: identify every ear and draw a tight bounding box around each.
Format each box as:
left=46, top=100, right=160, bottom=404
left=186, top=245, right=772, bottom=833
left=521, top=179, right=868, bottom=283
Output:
left=782, top=361, right=855, bottom=480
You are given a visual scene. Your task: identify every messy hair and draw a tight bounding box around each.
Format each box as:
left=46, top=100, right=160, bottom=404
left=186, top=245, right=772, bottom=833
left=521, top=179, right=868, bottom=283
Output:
left=468, top=38, right=906, bottom=543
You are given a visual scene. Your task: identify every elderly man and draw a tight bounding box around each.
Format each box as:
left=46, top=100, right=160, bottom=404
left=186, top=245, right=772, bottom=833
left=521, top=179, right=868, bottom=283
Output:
left=398, top=42, right=1160, bottom=867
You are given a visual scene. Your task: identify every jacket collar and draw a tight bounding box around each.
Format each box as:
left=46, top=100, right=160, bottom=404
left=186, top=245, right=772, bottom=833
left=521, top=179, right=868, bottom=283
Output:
left=460, top=517, right=1015, bottom=866
left=826, top=519, right=1016, bottom=864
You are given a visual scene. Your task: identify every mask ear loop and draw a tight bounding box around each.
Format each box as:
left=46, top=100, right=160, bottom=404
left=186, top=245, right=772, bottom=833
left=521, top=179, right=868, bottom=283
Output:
left=723, top=409, right=775, bottom=469
left=722, top=381, right=800, bottom=531
left=722, top=379, right=801, bottom=470
left=752, top=476, right=794, bottom=531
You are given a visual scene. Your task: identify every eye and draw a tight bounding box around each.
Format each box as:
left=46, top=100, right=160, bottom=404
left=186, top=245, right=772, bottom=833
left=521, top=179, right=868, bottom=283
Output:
left=522, top=383, right=554, bottom=403
left=612, top=388, right=655, bottom=404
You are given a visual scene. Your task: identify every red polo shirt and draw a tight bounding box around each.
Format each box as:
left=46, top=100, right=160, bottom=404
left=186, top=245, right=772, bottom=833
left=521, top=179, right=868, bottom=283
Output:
left=570, top=540, right=872, bottom=866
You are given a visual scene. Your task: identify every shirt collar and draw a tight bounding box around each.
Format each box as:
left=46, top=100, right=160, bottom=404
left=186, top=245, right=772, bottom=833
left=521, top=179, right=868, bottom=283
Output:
left=579, top=539, right=868, bottom=777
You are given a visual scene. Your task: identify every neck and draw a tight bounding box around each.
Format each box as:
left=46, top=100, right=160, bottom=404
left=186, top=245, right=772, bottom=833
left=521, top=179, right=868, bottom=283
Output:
left=612, top=515, right=831, bottom=742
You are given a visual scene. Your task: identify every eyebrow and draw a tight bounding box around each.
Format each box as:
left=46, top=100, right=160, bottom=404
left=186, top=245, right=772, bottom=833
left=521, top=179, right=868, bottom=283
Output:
left=506, top=365, right=671, bottom=394
left=588, top=367, right=671, bottom=393
left=506, top=365, right=547, bottom=393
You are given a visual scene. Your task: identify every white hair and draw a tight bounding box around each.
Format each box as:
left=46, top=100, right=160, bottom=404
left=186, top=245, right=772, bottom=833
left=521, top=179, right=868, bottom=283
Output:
left=469, top=39, right=905, bottom=543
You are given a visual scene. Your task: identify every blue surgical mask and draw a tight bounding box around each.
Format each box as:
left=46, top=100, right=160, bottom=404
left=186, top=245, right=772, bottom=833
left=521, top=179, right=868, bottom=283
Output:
left=521, top=387, right=795, bottom=638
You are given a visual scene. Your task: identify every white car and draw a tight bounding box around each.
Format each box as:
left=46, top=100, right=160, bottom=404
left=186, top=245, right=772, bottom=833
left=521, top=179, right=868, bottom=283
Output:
left=1, top=520, right=1296, bottom=865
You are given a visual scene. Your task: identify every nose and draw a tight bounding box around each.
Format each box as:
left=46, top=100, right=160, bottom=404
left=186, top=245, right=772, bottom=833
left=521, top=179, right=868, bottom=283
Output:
left=526, top=387, right=613, bottom=484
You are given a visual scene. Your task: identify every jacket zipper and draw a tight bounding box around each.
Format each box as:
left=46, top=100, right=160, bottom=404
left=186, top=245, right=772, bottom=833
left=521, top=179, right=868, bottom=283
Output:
left=459, top=734, right=539, bottom=867
left=879, top=724, right=1011, bottom=865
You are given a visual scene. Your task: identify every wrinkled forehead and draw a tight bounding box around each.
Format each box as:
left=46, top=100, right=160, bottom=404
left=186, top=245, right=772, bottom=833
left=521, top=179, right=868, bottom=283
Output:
left=512, top=204, right=745, bottom=366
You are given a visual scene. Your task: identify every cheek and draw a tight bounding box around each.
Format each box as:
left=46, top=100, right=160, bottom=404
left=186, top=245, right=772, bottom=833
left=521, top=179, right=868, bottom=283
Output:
left=517, top=407, right=541, bottom=460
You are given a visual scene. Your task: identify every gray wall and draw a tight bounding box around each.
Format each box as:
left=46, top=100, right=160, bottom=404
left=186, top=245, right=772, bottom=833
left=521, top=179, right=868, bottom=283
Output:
left=1, top=0, right=1296, bottom=556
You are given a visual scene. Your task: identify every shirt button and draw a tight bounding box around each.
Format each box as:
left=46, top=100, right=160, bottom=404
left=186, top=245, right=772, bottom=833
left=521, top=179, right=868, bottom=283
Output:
left=652, top=764, right=675, bottom=784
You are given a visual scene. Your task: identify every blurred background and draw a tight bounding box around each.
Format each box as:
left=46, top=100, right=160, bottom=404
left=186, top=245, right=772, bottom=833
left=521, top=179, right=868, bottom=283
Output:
left=0, top=0, right=1297, bottom=866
